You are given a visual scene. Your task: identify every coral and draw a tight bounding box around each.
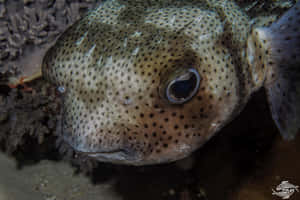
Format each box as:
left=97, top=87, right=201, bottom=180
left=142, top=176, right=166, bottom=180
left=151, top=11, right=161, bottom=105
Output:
left=0, top=0, right=101, bottom=81
left=0, top=81, right=60, bottom=153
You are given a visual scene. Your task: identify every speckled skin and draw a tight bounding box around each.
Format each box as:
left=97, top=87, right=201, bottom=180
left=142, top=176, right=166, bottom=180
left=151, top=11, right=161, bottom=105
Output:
left=42, top=0, right=284, bottom=165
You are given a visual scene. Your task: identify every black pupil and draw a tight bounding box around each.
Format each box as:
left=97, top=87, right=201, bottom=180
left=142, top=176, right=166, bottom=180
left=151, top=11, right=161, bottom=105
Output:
left=170, top=73, right=197, bottom=99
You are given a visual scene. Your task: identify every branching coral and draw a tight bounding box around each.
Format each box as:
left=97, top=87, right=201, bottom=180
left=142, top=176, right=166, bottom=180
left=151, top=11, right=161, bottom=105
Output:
left=0, top=0, right=101, bottom=83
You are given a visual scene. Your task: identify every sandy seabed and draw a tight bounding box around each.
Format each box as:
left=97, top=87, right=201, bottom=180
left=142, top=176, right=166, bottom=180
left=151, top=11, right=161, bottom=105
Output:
left=0, top=152, right=121, bottom=200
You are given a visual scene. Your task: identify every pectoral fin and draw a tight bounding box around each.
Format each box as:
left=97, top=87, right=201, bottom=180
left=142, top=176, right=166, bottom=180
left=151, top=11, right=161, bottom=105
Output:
left=251, top=2, right=300, bottom=140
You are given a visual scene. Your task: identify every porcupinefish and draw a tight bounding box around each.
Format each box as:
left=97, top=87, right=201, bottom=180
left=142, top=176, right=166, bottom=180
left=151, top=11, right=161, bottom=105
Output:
left=42, top=0, right=300, bottom=165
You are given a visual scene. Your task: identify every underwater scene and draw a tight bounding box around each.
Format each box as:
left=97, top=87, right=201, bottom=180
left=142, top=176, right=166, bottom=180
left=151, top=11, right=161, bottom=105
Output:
left=0, top=0, right=299, bottom=199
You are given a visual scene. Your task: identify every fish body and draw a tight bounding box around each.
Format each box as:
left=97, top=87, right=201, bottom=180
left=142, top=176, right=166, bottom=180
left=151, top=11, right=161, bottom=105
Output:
left=42, top=0, right=300, bottom=165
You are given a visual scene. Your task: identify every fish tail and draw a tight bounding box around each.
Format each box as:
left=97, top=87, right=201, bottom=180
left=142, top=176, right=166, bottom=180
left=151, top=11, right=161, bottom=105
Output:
left=251, top=2, right=300, bottom=140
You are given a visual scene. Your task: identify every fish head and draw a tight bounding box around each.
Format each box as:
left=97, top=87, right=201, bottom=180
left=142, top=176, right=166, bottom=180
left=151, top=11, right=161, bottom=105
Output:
left=42, top=3, right=241, bottom=165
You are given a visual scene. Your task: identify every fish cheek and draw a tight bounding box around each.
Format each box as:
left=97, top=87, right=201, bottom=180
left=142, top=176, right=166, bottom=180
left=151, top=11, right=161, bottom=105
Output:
left=134, top=61, right=224, bottom=161
left=182, top=84, right=223, bottom=141
left=134, top=82, right=220, bottom=162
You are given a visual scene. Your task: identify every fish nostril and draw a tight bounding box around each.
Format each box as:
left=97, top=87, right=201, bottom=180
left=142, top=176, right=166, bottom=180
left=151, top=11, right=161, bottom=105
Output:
left=57, top=86, right=66, bottom=94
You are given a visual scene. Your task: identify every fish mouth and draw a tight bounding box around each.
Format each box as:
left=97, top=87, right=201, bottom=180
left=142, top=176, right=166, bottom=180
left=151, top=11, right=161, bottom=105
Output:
left=78, top=149, right=142, bottom=164
left=82, top=149, right=125, bottom=155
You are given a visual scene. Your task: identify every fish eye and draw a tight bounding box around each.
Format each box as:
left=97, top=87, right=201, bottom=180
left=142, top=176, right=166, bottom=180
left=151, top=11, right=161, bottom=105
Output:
left=166, top=68, right=201, bottom=104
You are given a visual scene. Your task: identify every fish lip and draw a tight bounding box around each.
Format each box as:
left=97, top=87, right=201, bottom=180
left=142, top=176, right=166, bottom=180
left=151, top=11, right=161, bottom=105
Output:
left=81, top=149, right=125, bottom=155
left=78, top=149, right=140, bottom=163
left=78, top=149, right=128, bottom=158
